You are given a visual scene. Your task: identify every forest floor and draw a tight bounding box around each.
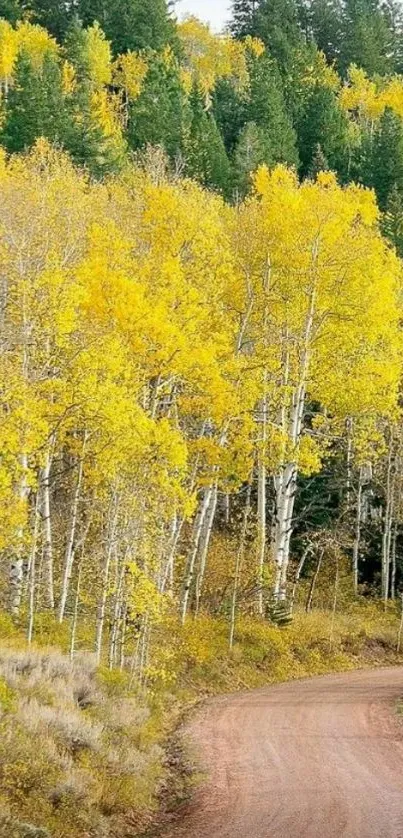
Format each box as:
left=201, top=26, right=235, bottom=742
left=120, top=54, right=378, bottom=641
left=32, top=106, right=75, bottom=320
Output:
left=1, top=604, right=403, bottom=838
left=155, top=666, right=403, bottom=838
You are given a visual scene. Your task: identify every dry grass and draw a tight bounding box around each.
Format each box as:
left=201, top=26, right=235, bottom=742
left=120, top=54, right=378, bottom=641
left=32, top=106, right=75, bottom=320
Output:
left=0, top=600, right=401, bottom=837
left=0, top=647, right=164, bottom=838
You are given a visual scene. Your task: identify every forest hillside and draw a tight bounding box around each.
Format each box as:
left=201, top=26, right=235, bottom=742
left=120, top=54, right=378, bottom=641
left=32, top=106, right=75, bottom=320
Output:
left=1, top=0, right=403, bottom=836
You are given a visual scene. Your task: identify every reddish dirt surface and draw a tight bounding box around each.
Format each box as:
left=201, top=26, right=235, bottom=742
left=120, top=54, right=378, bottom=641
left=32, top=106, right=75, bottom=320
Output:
left=163, top=667, right=403, bottom=837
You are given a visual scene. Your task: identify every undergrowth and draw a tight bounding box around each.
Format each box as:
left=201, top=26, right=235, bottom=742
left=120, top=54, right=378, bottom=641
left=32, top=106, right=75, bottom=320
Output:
left=0, top=600, right=401, bottom=838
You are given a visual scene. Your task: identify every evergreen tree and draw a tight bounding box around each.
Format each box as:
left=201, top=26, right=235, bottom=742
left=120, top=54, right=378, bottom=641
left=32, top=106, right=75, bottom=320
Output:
left=247, top=53, right=299, bottom=167
left=77, top=0, right=177, bottom=54
left=0, top=0, right=24, bottom=24
left=382, top=184, right=403, bottom=255
left=304, top=0, right=343, bottom=65
left=361, top=107, right=403, bottom=209
left=22, top=0, right=77, bottom=41
left=1, top=50, right=71, bottom=152
left=212, top=78, right=246, bottom=155
left=184, top=81, right=231, bottom=194
left=340, top=0, right=393, bottom=76
left=231, top=0, right=304, bottom=69
left=307, top=142, right=329, bottom=178
left=128, top=53, right=183, bottom=160
left=231, top=0, right=260, bottom=38
left=233, top=120, right=271, bottom=195
left=296, top=83, right=348, bottom=178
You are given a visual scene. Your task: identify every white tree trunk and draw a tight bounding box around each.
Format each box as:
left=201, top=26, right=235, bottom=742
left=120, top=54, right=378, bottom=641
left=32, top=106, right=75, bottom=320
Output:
left=180, top=484, right=214, bottom=624
left=352, top=466, right=364, bottom=596
left=95, top=497, right=118, bottom=665
left=10, top=454, right=29, bottom=616
left=58, top=433, right=87, bottom=623
left=27, top=490, right=41, bottom=644
left=257, top=393, right=268, bottom=614
left=229, top=482, right=252, bottom=648
left=41, top=444, right=55, bottom=610
left=273, top=274, right=317, bottom=599
left=382, top=431, right=395, bottom=606
left=195, top=481, right=219, bottom=615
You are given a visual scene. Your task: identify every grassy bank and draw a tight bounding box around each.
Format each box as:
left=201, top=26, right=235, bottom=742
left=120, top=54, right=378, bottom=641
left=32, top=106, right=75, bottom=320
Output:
left=0, top=602, right=402, bottom=838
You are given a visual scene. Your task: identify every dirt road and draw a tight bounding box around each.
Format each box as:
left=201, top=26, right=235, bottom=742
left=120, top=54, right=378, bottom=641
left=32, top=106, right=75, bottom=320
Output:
left=164, top=667, right=403, bottom=838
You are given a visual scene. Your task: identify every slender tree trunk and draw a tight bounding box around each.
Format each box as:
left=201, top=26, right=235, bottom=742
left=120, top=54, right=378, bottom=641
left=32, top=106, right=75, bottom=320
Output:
left=352, top=466, right=364, bottom=596
left=329, top=554, right=339, bottom=651
left=273, top=264, right=318, bottom=600
left=41, top=443, right=55, bottom=610
left=109, top=557, right=125, bottom=669
left=10, top=454, right=29, bottom=616
left=95, top=497, right=118, bottom=665
left=229, top=482, right=252, bottom=649
left=346, top=418, right=353, bottom=508
left=397, top=593, right=403, bottom=654
left=382, top=431, right=395, bottom=607
left=58, top=432, right=87, bottom=623
left=306, top=548, right=324, bottom=613
left=290, top=544, right=311, bottom=614
left=180, top=484, right=215, bottom=624
left=195, top=481, right=219, bottom=615
left=257, top=393, right=268, bottom=615
left=391, top=523, right=398, bottom=601
left=70, top=562, right=82, bottom=662
left=27, top=491, right=40, bottom=645
left=119, top=605, right=127, bottom=671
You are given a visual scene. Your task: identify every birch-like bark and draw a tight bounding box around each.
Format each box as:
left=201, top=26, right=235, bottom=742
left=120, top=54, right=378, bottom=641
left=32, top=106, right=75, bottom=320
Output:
left=70, top=562, right=82, bottom=662
left=257, top=392, right=268, bottom=615
left=27, top=491, right=40, bottom=644
left=274, top=269, right=317, bottom=600
left=382, top=431, right=395, bottom=606
left=290, top=544, right=312, bottom=614
left=306, top=548, right=324, bottom=613
left=41, top=442, right=55, bottom=609
left=397, top=593, right=403, bottom=653
left=352, top=466, right=364, bottom=596
left=10, top=454, right=29, bottom=616
left=195, top=481, right=219, bottom=615
left=229, top=482, right=252, bottom=649
left=119, top=605, right=127, bottom=671
left=58, top=432, right=87, bottom=623
left=180, top=484, right=215, bottom=624
left=391, top=523, right=398, bottom=601
left=160, top=512, right=182, bottom=594
left=346, top=418, right=353, bottom=508
left=329, top=553, right=339, bottom=651
left=95, top=497, right=118, bottom=665
left=109, top=557, right=125, bottom=669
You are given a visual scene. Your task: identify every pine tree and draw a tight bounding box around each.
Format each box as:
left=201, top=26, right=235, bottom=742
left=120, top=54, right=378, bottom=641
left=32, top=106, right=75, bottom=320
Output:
left=1, top=50, right=71, bottom=152
left=231, top=0, right=260, bottom=38
left=305, top=0, right=343, bottom=65
left=0, top=0, right=24, bottom=25
left=184, top=81, right=231, bottom=194
left=21, top=0, right=75, bottom=42
left=297, top=84, right=348, bottom=178
left=340, top=0, right=393, bottom=76
left=361, top=107, right=403, bottom=210
left=307, top=143, right=329, bottom=178
left=77, top=0, right=177, bottom=54
left=233, top=121, right=270, bottom=195
left=212, top=78, right=246, bottom=155
left=382, top=184, right=403, bottom=255
left=247, top=53, right=299, bottom=167
left=128, top=52, right=183, bottom=160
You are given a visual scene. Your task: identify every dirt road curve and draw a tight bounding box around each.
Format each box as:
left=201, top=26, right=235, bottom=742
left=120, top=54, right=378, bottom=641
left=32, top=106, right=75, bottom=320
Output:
left=164, top=667, right=403, bottom=838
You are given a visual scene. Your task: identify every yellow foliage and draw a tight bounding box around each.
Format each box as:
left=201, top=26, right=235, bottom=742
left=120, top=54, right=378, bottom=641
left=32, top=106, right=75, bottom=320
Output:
left=113, top=50, right=148, bottom=99
left=178, top=16, right=256, bottom=93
